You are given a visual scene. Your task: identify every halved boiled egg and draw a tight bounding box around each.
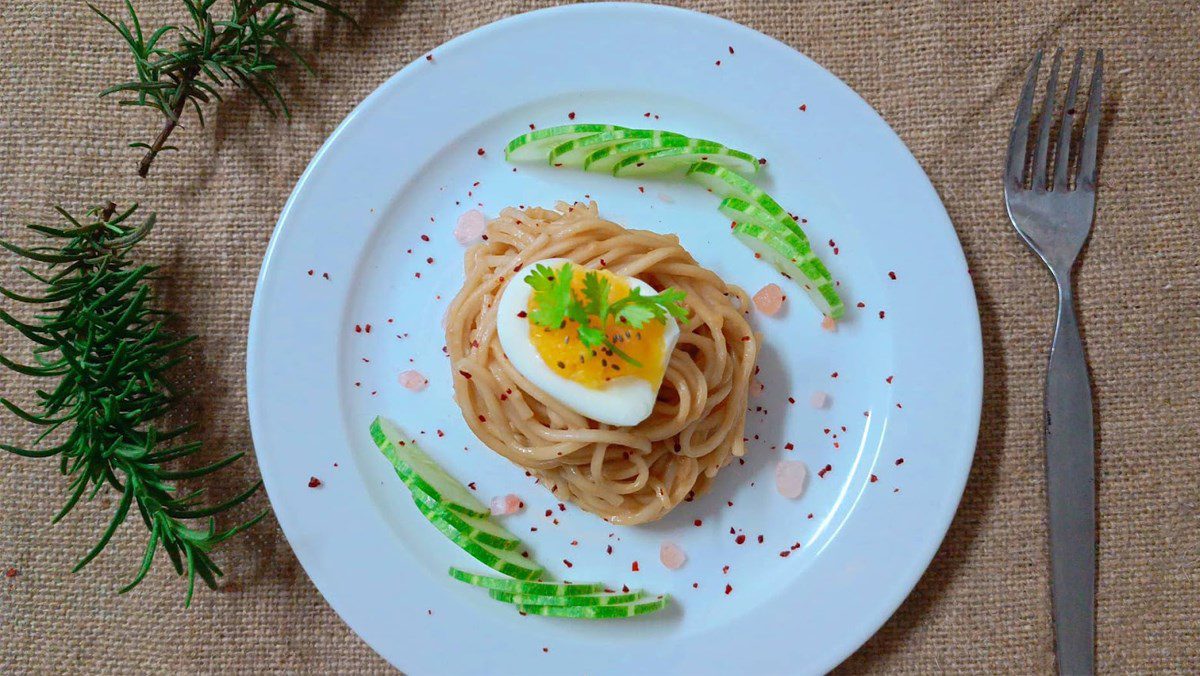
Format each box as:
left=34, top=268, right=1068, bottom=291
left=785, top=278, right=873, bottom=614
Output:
left=496, top=258, right=681, bottom=426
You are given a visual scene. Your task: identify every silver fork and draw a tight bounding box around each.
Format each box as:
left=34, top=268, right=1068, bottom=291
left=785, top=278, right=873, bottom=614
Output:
left=1004, top=48, right=1103, bottom=676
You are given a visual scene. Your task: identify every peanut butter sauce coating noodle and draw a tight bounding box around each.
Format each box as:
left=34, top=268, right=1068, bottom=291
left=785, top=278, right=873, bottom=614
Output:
left=445, top=202, right=759, bottom=525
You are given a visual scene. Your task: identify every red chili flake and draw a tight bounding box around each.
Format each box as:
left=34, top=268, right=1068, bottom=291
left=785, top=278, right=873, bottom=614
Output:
left=478, top=415, right=486, bottom=422
left=544, top=509, right=553, bottom=517
left=420, top=234, right=430, bottom=242
left=735, top=534, right=746, bottom=545
left=361, top=357, right=369, bottom=363
left=476, top=148, right=485, bottom=156
left=727, top=501, right=734, bottom=507
left=637, top=186, right=645, bottom=193
left=606, top=545, right=613, bottom=555
left=724, top=584, right=733, bottom=595
left=542, top=648, right=549, bottom=653
left=692, top=582, right=699, bottom=588
left=807, top=513, right=814, bottom=519
left=566, top=111, right=576, bottom=120
left=643, top=112, right=652, bottom=118
left=307, top=269, right=314, bottom=276
left=307, top=476, right=322, bottom=488
left=728, top=45, right=735, bottom=54
left=558, top=503, right=566, bottom=512
left=897, top=403, right=904, bottom=409
left=715, top=60, right=721, bottom=66
left=888, top=271, right=897, bottom=280
left=757, top=535, right=764, bottom=544
left=817, top=464, right=832, bottom=478
left=631, top=561, right=640, bottom=572
left=563, top=559, right=573, bottom=568
left=870, top=474, right=879, bottom=483
left=354, top=324, right=362, bottom=333
left=879, top=310, right=886, bottom=319
left=757, top=157, right=767, bottom=166
left=799, top=104, right=807, bottom=111
left=722, top=565, right=730, bottom=574
left=425, top=54, right=434, bottom=61
left=321, top=272, right=330, bottom=280
left=894, top=488, right=901, bottom=493
left=831, top=371, right=838, bottom=378
left=886, top=375, right=894, bottom=384
left=895, top=457, right=905, bottom=465
left=841, top=426, right=847, bottom=432
left=426, top=257, right=434, bottom=265
left=833, top=442, right=840, bottom=449
left=779, top=550, right=791, bottom=558
left=784, top=442, right=795, bottom=451
left=788, top=397, right=796, bottom=404
left=791, top=542, right=802, bottom=550
left=466, top=482, right=477, bottom=491
left=516, top=310, right=528, bottom=319
left=622, top=584, right=630, bottom=593
left=530, top=527, right=538, bottom=532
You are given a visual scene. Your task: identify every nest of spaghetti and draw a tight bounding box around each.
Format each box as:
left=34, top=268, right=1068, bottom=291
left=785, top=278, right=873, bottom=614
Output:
left=445, top=202, right=759, bottom=525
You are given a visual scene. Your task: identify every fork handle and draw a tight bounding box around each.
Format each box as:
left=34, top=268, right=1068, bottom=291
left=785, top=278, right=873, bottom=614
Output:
left=1045, top=279, right=1096, bottom=675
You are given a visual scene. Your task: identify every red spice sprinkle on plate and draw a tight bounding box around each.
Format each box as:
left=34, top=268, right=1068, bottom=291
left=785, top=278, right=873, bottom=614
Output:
left=879, top=310, right=887, bottom=319
left=476, top=148, right=485, bottom=156
left=307, top=476, right=322, bottom=488
left=307, top=269, right=314, bottom=276
left=784, top=442, right=794, bottom=450
left=888, top=271, right=897, bottom=280
left=856, top=301, right=866, bottom=308
left=808, top=513, right=814, bottom=519
left=788, top=397, right=796, bottom=404
left=817, top=464, right=832, bottom=478
left=735, top=534, right=746, bottom=545
left=757, top=535, right=764, bottom=544
left=321, top=272, right=329, bottom=280
left=728, top=45, right=735, bottom=54
left=693, top=519, right=703, bottom=527
left=896, top=457, right=905, bottom=465
left=631, top=561, right=639, bottom=572
left=606, top=545, right=612, bottom=555
left=714, top=60, right=721, bottom=66
left=724, top=584, right=733, bottom=595
left=799, top=103, right=807, bottom=111
left=568, top=111, right=576, bottom=119
left=870, top=474, right=879, bottom=483
left=886, top=375, right=894, bottom=384
left=562, top=559, right=573, bottom=568
left=779, top=550, right=791, bottom=558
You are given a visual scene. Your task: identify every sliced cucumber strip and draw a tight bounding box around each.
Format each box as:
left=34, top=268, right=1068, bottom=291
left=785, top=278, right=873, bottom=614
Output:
left=410, top=491, right=520, bottom=551
left=369, top=416, right=490, bottom=519
left=412, top=496, right=544, bottom=580
left=613, top=144, right=759, bottom=178
left=686, top=161, right=789, bottom=223
left=516, top=595, right=670, bottom=619
left=505, top=124, right=627, bottom=162
left=548, top=129, right=685, bottom=168
left=723, top=200, right=843, bottom=318
left=448, top=567, right=606, bottom=595
left=489, top=589, right=643, bottom=607
left=581, top=135, right=694, bottom=173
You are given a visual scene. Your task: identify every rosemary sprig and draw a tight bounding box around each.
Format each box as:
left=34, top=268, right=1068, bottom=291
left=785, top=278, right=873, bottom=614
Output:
left=0, top=203, right=266, bottom=605
left=92, top=0, right=352, bottom=177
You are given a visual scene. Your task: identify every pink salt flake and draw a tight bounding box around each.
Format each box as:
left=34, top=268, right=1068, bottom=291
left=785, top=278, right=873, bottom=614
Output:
left=399, top=370, right=428, bottom=391
left=753, top=283, right=785, bottom=315
left=810, top=391, right=830, bottom=409
left=454, top=209, right=487, bottom=244
left=750, top=379, right=765, bottom=397
left=659, top=541, right=687, bottom=570
left=821, top=315, right=837, bottom=332
left=490, top=494, right=523, bottom=515
left=775, top=460, right=808, bottom=499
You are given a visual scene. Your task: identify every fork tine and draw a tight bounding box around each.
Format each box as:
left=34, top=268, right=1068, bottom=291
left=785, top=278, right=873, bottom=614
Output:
left=1053, top=50, right=1085, bottom=191
left=1032, top=49, right=1063, bottom=191
left=1006, top=50, right=1043, bottom=187
left=1076, top=50, right=1104, bottom=189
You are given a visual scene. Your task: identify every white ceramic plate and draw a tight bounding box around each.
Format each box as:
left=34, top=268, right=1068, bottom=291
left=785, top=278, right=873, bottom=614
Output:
left=247, top=4, right=982, bottom=673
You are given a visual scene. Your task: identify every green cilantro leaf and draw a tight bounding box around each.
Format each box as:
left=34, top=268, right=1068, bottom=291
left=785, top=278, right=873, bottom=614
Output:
left=525, top=262, right=574, bottom=328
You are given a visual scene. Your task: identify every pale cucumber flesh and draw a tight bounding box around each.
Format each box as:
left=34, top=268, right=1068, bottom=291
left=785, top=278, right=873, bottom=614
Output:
left=515, top=595, right=670, bottom=618
left=448, top=567, right=605, bottom=595
left=613, top=145, right=759, bottom=178
left=686, top=161, right=788, bottom=220
left=412, top=496, right=544, bottom=580
left=505, top=124, right=626, bottom=162
left=548, top=129, right=685, bottom=168
left=410, top=490, right=521, bottom=551
left=369, top=416, right=490, bottom=518
left=488, top=589, right=643, bottom=607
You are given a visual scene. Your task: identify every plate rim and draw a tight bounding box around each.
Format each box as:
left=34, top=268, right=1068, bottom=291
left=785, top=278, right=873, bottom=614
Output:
left=246, top=3, right=983, bottom=672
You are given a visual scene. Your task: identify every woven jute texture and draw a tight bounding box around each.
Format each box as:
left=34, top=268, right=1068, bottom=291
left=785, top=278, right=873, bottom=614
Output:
left=2, top=0, right=1197, bottom=673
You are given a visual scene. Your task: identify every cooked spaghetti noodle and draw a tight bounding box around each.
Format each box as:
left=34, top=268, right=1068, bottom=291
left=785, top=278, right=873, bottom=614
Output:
left=445, top=202, right=759, bottom=525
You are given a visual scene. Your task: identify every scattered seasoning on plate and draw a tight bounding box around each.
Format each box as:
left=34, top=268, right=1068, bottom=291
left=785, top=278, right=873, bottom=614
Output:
left=724, top=584, right=733, bottom=595
left=307, top=477, right=322, bottom=488
left=895, top=457, right=905, bottom=466
left=817, top=464, right=832, bottom=478
left=631, top=560, right=639, bottom=572
left=799, top=104, right=807, bottom=111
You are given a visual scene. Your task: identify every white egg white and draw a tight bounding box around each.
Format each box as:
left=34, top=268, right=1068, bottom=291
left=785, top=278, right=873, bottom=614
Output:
left=496, top=257, right=680, bottom=427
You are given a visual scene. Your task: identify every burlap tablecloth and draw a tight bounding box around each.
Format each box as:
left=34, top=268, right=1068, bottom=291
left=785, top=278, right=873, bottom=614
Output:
left=2, top=0, right=1197, bottom=672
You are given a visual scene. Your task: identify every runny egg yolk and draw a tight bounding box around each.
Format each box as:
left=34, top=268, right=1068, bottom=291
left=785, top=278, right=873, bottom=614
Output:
left=527, top=268, right=668, bottom=389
